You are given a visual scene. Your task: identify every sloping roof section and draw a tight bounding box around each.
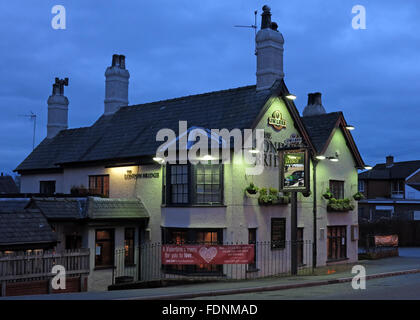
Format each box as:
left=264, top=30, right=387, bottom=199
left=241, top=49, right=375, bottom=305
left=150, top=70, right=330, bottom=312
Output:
left=15, top=79, right=364, bottom=171
left=0, top=176, right=19, bottom=194
left=15, top=85, right=273, bottom=172
left=0, top=198, right=30, bottom=213
left=0, top=209, right=57, bottom=247
left=86, top=197, right=149, bottom=220
left=27, top=198, right=88, bottom=220
left=301, top=112, right=341, bottom=153
left=359, top=160, right=420, bottom=180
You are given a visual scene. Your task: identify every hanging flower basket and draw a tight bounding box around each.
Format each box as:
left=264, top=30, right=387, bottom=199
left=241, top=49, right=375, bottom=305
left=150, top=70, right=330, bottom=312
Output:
left=322, top=188, right=333, bottom=200
left=353, top=192, right=365, bottom=201
left=244, top=183, right=259, bottom=198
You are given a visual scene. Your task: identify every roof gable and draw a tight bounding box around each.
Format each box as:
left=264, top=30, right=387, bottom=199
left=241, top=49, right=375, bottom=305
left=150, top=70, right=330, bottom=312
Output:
left=302, top=112, right=365, bottom=168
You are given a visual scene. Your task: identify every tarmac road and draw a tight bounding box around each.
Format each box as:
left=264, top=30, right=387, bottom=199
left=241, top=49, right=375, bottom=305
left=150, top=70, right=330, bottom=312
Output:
left=193, top=270, right=420, bottom=300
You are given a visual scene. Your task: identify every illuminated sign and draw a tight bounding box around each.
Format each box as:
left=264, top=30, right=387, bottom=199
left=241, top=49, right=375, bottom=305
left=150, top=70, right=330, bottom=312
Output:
left=279, top=149, right=309, bottom=192
left=124, top=171, right=159, bottom=180
left=268, top=110, right=286, bottom=131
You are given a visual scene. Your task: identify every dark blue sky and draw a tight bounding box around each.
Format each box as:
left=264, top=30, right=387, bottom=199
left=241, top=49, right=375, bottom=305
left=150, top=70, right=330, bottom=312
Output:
left=1, top=0, right=419, bottom=174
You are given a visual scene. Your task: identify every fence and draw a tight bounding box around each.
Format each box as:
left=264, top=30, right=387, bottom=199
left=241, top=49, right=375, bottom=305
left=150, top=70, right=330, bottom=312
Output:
left=0, top=249, right=90, bottom=296
left=112, top=241, right=313, bottom=285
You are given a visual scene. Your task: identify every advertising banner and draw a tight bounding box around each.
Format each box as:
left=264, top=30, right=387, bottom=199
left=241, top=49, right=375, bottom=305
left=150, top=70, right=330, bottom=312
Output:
left=161, top=244, right=255, bottom=265
left=374, top=235, right=399, bottom=247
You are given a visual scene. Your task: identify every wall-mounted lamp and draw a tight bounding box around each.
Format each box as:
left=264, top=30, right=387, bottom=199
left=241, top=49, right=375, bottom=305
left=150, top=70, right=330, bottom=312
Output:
left=345, top=125, right=355, bottom=131
left=315, top=155, right=326, bottom=160
left=153, top=156, right=165, bottom=164
left=364, top=165, right=373, bottom=170
left=285, top=94, right=297, bottom=100
left=327, top=156, right=339, bottom=162
left=248, top=149, right=260, bottom=154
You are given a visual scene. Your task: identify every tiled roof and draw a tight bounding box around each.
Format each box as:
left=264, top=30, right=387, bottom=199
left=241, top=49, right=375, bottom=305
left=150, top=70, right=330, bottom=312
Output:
left=15, top=80, right=364, bottom=171
left=0, top=209, right=57, bottom=247
left=0, top=198, right=30, bottom=213
left=86, top=197, right=149, bottom=220
left=301, top=112, right=341, bottom=153
left=27, top=197, right=149, bottom=221
left=28, top=198, right=88, bottom=220
left=15, top=84, right=273, bottom=171
left=0, top=176, right=19, bottom=194
left=359, top=160, right=420, bottom=180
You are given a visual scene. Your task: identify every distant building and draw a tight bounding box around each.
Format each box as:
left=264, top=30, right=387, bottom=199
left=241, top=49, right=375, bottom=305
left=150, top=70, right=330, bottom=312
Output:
left=358, top=156, right=420, bottom=221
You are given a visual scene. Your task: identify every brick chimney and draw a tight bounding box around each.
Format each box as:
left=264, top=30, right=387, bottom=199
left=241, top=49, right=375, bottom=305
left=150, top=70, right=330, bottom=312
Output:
left=256, top=5, right=284, bottom=91
left=302, top=92, right=326, bottom=117
left=104, top=54, right=130, bottom=115
left=386, top=155, right=394, bottom=167
left=47, top=78, right=69, bottom=139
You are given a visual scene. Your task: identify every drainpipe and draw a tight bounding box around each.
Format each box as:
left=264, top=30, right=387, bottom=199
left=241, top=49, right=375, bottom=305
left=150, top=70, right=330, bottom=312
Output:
left=312, top=159, right=318, bottom=269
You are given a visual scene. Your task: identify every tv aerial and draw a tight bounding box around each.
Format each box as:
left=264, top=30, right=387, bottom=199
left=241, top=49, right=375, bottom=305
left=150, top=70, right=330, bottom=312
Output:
left=234, top=10, right=258, bottom=54
left=19, top=111, right=37, bottom=150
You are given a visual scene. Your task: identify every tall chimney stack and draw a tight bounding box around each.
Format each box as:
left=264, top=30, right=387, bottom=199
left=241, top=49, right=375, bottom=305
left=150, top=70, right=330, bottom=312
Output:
left=47, top=78, right=69, bottom=139
left=256, top=5, right=284, bottom=91
left=302, top=92, right=326, bottom=117
left=104, top=54, right=130, bottom=115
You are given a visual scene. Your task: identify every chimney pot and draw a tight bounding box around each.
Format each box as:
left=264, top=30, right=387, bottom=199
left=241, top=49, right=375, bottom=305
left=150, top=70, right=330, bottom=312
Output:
left=47, top=77, right=69, bottom=138
left=302, top=92, right=326, bottom=117
left=386, top=155, right=394, bottom=167
left=104, top=54, right=130, bottom=115
left=256, top=5, right=284, bottom=90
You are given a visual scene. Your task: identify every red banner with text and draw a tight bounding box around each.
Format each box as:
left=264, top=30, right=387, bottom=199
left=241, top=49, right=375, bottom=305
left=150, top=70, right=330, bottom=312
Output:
left=161, top=244, right=255, bottom=265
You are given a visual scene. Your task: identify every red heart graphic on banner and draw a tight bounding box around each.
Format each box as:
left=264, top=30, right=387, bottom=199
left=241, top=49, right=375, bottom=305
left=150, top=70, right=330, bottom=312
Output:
left=199, top=246, right=218, bottom=263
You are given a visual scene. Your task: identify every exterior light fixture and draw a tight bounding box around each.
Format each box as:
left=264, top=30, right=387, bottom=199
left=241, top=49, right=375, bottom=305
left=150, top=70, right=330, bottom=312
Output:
left=285, top=94, right=297, bottom=100
left=327, top=156, right=339, bottom=162
left=199, top=155, right=216, bottom=161
left=316, top=155, right=326, bottom=160
left=153, top=156, right=165, bottom=163
left=346, top=125, right=355, bottom=131
left=364, top=165, right=373, bottom=170
left=248, top=149, right=260, bottom=154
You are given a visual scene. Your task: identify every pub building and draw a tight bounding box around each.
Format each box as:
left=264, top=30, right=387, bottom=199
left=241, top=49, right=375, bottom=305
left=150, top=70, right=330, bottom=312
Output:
left=15, top=6, right=365, bottom=290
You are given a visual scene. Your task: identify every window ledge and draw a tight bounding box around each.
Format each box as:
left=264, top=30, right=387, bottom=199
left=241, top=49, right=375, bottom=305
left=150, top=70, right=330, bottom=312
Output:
left=162, top=204, right=227, bottom=208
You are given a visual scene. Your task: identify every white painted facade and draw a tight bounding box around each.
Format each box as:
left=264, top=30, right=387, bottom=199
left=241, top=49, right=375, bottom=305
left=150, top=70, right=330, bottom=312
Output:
left=20, top=96, right=359, bottom=290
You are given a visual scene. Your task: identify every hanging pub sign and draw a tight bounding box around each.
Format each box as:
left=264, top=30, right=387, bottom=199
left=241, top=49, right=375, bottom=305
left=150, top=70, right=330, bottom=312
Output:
left=279, top=148, right=310, bottom=192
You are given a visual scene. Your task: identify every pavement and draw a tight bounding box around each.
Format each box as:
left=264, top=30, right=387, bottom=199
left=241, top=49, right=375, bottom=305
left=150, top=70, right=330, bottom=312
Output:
left=2, top=247, right=420, bottom=300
